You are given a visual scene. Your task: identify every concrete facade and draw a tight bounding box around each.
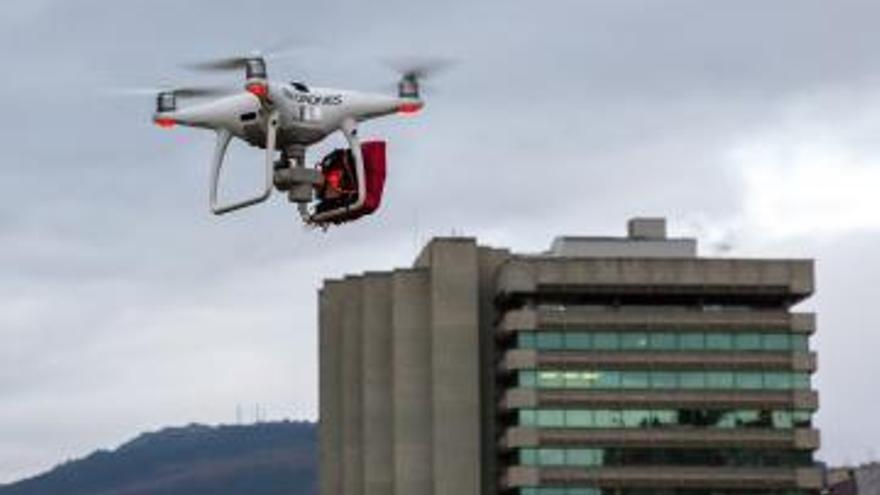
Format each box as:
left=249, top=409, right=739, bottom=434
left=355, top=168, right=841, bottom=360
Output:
left=319, top=218, right=822, bottom=495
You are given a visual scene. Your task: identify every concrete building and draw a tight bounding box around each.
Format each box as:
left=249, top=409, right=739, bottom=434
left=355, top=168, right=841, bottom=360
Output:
left=319, top=218, right=821, bottom=495
left=828, top=463, right=880, bottom=495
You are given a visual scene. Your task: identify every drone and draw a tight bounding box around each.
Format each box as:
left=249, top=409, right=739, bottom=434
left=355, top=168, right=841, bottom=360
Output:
left=149, top=55, right=438, bottom=226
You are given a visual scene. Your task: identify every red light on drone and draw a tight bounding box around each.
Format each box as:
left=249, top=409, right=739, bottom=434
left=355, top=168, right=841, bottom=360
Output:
left=154, top=118, right=176, bottom=129
left=326, top=169, right=342, bottom=191
left=397, top=102, right=423, bottom=115
left=247, top=82, right=269, bottom=99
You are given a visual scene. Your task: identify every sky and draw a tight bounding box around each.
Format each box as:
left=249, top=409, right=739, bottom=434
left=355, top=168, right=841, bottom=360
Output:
left=2, top=0, right=880, bottom=483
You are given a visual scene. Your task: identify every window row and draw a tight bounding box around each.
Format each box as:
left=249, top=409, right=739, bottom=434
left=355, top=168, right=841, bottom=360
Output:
left=516, top=447, right=813, bottom=468
left=516, top=408, right=813, bottom=429
left=518, top=488, right=813, bottom=495
left=517, top=370, right=811, bottom=390
left=515, top=331, right=809, bottom=352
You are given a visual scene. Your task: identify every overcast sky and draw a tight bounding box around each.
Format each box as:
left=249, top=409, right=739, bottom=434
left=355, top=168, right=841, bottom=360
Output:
left=2, top=0, right=880, bottom=483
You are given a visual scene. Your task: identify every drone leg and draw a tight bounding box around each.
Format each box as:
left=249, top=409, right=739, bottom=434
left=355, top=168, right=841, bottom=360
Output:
left=209, top=112, right=279, bottom=215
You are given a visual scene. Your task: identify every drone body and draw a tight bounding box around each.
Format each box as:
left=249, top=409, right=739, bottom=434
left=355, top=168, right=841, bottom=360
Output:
left=151, top=57, right=427, bottom=226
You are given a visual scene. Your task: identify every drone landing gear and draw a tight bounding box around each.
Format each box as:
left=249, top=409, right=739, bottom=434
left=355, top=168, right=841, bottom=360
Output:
left=209, top=112, right=279, bottom=215
left=207, top=117, right=386, bottom=227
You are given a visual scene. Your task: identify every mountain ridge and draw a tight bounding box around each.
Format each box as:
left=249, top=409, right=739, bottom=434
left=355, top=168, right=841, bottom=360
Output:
left=0, top=421, right=317, bottom=495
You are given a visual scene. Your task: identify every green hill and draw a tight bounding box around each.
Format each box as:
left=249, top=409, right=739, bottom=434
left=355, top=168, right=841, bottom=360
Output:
left=0, top=421, right=316, bottom=495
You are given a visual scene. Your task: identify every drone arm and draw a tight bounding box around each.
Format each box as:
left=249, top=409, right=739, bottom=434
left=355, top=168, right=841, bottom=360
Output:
left=309, top=118, right=367, bottom=223
left=209, top=112, right=279, bottom=215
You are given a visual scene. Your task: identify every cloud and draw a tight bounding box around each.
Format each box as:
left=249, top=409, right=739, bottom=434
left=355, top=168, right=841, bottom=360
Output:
left=727, top=88, right=880, bottom=239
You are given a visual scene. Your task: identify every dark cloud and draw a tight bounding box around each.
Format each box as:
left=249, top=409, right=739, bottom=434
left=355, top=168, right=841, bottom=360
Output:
left=2, top=0, right=880, bottom=481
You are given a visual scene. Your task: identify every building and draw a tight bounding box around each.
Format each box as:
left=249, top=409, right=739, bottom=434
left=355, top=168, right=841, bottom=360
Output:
left=827, top=463, right=880, bottom=495
left=318, top=218, right=821, bottom=495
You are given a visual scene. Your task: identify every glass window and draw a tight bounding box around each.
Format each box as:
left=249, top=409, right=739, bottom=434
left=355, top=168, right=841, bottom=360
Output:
left=621, top=372, right=650, bottom=389
left=680, top=372, right=706, bottom=389
left=736, top=372, right=764, bottom=389
left=520, top=448, right=537, bottom=465
left=792, top=373, right=811, bottom=390
left=564, top=333, right=592, bottom=350
left=519, top=408, right=805, bottom=431
left=595, top=410, right=622, bottom=427
left=791, top=335, right=809, bottom=352
left=706, top=371, right=735, bottom=389
left=792, top=411, right=812, bottom=428
left=538, top=449, right=566, bottom=465
left=652, top=410, right=678, bottom=426
left=621, top=332, right=649, bottom=350
left=568, top=449, right=601, bottom=466
left=716, top=411, right=738, bottom=428
left=764, top=372, right=792, bottom=390
left=734, top=333, right=762, bottom=351
left=596, top=371, right=621, bottom=388
left=569, top=489, right=601, bottom=495
left=517, top=332, right=536, bottom=349
left=563, top=371, right=584, bottom=388
left=519, top=371, right=537, bottom=387
left=536, top=332, right=563, bottom=349
left=568, top=371, right=602, bottom=389
left=649, top=332, right=677, bottom=350
left=622, top=410, right=652, bottom=428
left=519, top=409, right=537, bottom=426
left=593, top=332, right=619, bottom=350
left=538, top=371, right=565, bottom=388
left=773, top=411, right=793, bottom=428
left=566, top=410, right=593, bottom=427
left=706, top=333, right=734, bottom=350
left=764, top=334, right=790, bottom=351
left=651, top=372, right=678, bottom=389
left=680, top=333, right=705, bottom=350
left=538, top=410, right=565, bottom=427
left=735, top=410, right=761, bottom=427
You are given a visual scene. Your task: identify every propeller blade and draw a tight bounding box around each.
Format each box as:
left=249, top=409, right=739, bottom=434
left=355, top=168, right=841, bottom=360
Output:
left=182, top=57, right=252, bottom=73
left=105, top=85, right=235, bottom=98
left=384, top=56, right=456, bottom=80
left=173, top=86, right=235, bottom=98
left=182, top=37, right=315, bottom=73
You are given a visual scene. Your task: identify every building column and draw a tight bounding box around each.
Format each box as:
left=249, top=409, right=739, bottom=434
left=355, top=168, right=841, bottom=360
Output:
left=426, top=239, right=481, bottom=495
left=392, top=269, right=433, bottom=495
left=319, top=281, right=344, bottom=495
left=362, top=274, right=393, bottom=495
left=342, top=277, right=364, bottom=495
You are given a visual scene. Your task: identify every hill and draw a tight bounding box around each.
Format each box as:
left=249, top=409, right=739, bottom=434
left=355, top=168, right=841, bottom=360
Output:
left=0, top=421, right=316, bottom=495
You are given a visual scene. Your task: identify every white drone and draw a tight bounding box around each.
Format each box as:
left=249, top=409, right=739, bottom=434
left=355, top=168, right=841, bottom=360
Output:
left=149, top=55, right=439, bottom=226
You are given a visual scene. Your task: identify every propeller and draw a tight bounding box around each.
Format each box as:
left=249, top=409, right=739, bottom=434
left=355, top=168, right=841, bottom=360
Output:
left=382, top=56, right=456, bottom=98
left=107, top=85, right=235, bottom=98
left=384, top=56, right=456, bottom=80
left=183, top=56, right=256, bottom=73
left=106, top=85, right=237, bottom=119
left=182, top=36, right=315, bottom=73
